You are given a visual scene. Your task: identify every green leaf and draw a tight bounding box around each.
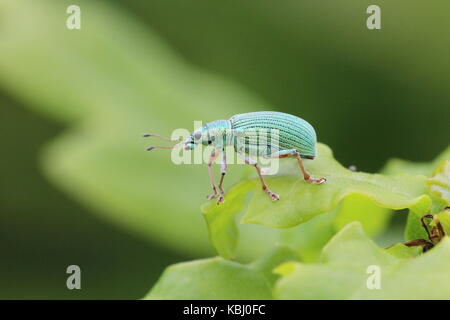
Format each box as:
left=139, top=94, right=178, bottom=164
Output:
left=0, top=0, right=275, bottom=258
left=202, top=181, right=254, bottom=259
left=382, top=145, right=450, bottom=177
left=146, top=258, right=272, bottom=300
left=274, top=222, right=450, bottom=299
left=278, top=210, right=337, bottom=262
left=427, top=160, right=450, bottom=207
left=385, top=243, right=422, bottom=259
left=404, top=210, right=429, bottom=242
left=203, top=143, right=431, bottom=259
left=247, top=245, right=300, bottom=286
left=278, top=194, right=393, bottom=262
left=334, top=193, right=392, bottom=238
left=434, top=210, right=450, bottom=236
left=401, top=148, right=450, bottom=241
left=145, top=245, right=298, bottom=300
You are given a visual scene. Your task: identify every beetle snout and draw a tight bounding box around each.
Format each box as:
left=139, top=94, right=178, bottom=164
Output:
left=184, top=138, right=196, bottom=150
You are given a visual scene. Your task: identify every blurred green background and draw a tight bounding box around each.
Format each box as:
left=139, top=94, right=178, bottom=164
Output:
left=0, top=0, right=448, bottom=299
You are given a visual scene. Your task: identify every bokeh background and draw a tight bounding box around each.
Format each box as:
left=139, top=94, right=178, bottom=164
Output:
left=0, top=0, right=448, bottom=299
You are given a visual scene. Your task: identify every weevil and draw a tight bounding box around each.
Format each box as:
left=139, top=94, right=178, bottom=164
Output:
left=144, top=111, right=326, bottom=204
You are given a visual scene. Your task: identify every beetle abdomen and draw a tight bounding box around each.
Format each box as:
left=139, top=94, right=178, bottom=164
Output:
left=229, top=111, right=317, bottom=158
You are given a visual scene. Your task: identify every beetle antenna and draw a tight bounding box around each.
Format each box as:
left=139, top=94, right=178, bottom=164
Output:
left=142, top=133, right=181, bottom=142
left=146, top=146, right=172, bottom=151
left=146, top=142, right=182, bottom=151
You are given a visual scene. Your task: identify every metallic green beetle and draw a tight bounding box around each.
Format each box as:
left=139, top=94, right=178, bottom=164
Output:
left=144, top=111, right=326, bottom=204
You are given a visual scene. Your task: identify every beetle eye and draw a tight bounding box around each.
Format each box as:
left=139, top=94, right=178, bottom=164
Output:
left=194, top=131, right=202, bottom=140
left=208, top=140, right=212, bottom=145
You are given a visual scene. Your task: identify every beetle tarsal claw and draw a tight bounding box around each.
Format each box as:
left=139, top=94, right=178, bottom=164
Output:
left=270, top=193, right=280, bottom=201
left=146, top=146, right=155, bottom=151
left=264, top=188, right=280, bottom=201
left=217, top=196, right=225, bottom=204
left=308, top=177, right=326, bottom=184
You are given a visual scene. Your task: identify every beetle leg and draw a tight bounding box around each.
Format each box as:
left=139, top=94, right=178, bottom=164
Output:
left=295, top=152, right=326, bottom=184
left=217, top=152, right=227, bottom=204
left=207, top=151, right=220, bottom=200
left=264, top=149, right=326, bottom=184
left=238, top=153, right=280, bottom=201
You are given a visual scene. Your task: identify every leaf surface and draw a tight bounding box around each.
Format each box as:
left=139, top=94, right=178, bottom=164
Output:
left=145, top=245, right=298, bottom=299
left=203, top=144, right=431, bottom=258
left=274, top=222, right=450, bottom=299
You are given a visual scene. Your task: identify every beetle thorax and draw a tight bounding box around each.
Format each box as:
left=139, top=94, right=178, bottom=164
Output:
left=203, top=120, right=233, bottom=148
left=184, top=120, right=232, bottom=150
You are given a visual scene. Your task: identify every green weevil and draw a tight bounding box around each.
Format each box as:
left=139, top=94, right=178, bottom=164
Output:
left=144, top=111, right=326, bottom=204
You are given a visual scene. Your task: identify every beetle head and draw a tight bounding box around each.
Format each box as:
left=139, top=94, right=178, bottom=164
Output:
left=184, top=129, right=201, bottom=150
left=184, top=127, right=213, bottom=150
